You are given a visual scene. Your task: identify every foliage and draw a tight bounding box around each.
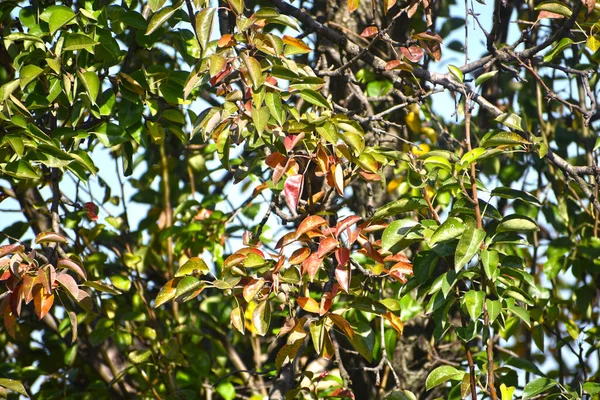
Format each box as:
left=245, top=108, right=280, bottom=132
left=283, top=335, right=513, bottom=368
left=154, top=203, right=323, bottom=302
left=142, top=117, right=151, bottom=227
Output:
left=1, top=0, right=600, bottom=399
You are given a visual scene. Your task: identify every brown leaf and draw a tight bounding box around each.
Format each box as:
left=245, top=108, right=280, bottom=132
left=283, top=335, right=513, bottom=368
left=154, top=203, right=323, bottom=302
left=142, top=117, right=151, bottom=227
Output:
left=58, top=258, right=87, bottom=281
left=582, top=0, right=596, bottom=14
left=385, top=60, right=414, bottom=72
left=3, top=307, right=17, bottom=339
left=35, top=231, right=68, bottom=245
left=0, top=244, right=24, bottom=258
left=400, top=46, right=425, bottom=63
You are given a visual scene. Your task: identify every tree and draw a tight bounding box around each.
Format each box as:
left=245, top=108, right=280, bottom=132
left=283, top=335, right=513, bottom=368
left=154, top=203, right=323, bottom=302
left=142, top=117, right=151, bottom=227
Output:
left=1, top=0, right=600, bottom=398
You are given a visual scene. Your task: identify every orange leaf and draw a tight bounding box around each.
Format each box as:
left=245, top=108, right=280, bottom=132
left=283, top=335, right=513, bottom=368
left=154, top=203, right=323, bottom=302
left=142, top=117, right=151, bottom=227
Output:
left=218, top=34, right=235, bottom=47
left=282, top=35, right=312, bottom=53
left=33, top=287, right=54, bottom=320
left=333, top=163, right=344, bottom=196
left=297, top=215, right=328, bottom=237
left=289, top=247, right=311, bottom=265
left=389, top=260, right=413, bottom=283
left=382, top=311, right=404, bottom=334
left=297, top=297, right=320, bottom=313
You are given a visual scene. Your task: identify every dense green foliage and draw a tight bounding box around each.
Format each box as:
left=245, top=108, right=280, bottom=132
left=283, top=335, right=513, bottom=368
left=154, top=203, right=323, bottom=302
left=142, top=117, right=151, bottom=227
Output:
left=1, top=0, right=600, bottom=399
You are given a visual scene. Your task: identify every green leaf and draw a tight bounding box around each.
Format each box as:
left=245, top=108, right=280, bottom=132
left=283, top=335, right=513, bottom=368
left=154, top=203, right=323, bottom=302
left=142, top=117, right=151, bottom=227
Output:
left=381, top=219, right=421, bottom=253
left=429, top=217, right=465, bottom=246
left=481, top=249, right=499, bottom=281
left=251, top=106, right=270, bottom=135
left=154, top=279, right=178, bottom=308
left=458, top=147, right=486, bottom=170
left=497, top=215, right=539, bottom=233
left=299, top=89, right=331, bottom=109
left=243, top=54, right=265, bottom=89
left=128, top=349, right=152, bottom=364
left=491, top=187, right=542, bottom=207
left=110, top=275, right=132, bottom=292
left=175, top=257, right=210, bottom=277
left=454, top=225, right=485, bottom=271
left=534, top=1, right=572, bottom=17
left=481, top=130, right=530, bottom=148
left=146, top=5, right=179, bottom=36
left=506, top=301, right=531, bottom=327
left=543, top=37, right=573, bottom=62
left=175, top=276, right=203, bottom=299
left=0, top=379, right=29, bottom=398
left=494, top=113, right=524, bottom=132
left=425, top=365, right=465, bottom=390
left=49, top=6, right=76, bottom=35
left=148, top=0, right=167, bottom=13
left=583, top=382, right=600, bottom=396
left=78, top=71, right=100, bottom=103
left=5, top=33, right=45, bottom=44
left=19, top=65, right=44, bottom=90
left=448, top=64, right=463, bottom=82
left=522, top=377, right=558, bottom=399
left=63, top=33, right=99, bottom=52
left=475, top=70, right=498, bottom=86
left=195, top=7, right=216, bottom=54
left=227, top=0, right=244, bottom=14
left=252, top=300, right=271, bottom=336
left=486, top=299, right=501, bottom=323
left=216, top=382, right=236, bottom=400
left=348, top=321, right=374, bottom=362
left=2, top=160, right=39, bottom=180
left=373, top=198, right=427, bottom=220
left=423, top=155, right=452, bottom=172
left=463, top=290, right=485, bottom=321
left=265, top=92, right=285, bottom=126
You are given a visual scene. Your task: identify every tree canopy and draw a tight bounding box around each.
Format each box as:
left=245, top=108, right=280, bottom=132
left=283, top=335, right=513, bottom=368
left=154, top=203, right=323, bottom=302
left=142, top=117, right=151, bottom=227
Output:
left=1, top=0, right=600, bottom=399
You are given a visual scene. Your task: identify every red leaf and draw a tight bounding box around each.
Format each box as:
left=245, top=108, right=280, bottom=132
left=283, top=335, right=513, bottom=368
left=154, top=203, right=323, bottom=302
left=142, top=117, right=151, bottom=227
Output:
left=335, top=247, right=350, bottom=266
left=331, top=388, right=355, bottom=399
left=335, top=215, right=361, bottom=238
left=302, top=253, right=322, bottom=281
left=318, top=237, right=339, bottom=258
left=400, top=46, right=425, bottom=63
left=297, top=215, right=328, bottom=237
left=284, top=134, right=305, bottom=152
left=360, top=26, right=379, bottom=38
left=284, top=174, right=303, bottom=211
left=335, top=263, right=351, bottom=293
left=84, top=202, right=99, bottom=221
